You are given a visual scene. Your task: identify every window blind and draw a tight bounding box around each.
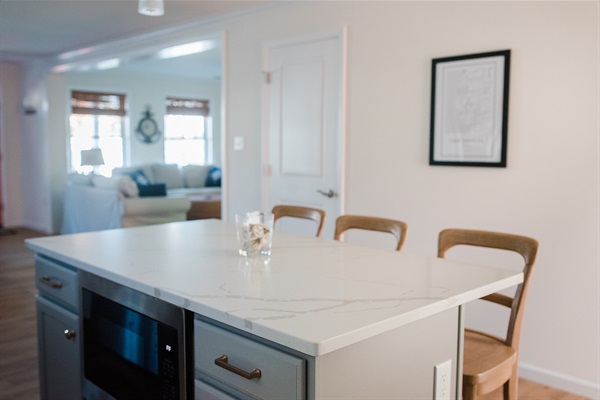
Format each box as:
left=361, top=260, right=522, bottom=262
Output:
left=71, top=90, right=126, bottom=116
left=166, top=97, right=209, bottom=116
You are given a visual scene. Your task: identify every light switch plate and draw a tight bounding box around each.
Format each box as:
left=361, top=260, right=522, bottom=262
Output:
left=233, top=136, right=245, bottom=151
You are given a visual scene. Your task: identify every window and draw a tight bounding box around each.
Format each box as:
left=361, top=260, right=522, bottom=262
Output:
left=164, top=97, right=211, bottom=166
left=70, top=90, right=126, bottom=176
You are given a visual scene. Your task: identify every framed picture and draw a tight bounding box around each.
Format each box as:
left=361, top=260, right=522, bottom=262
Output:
left=429, top=50, right=510, bottom=167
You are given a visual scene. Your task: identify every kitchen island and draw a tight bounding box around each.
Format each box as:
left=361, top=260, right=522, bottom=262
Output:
left=26, top=219, right=522, bottom=399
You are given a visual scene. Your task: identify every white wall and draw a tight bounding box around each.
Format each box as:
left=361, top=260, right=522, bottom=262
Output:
left=214, top=1, right=599, bottom=396
left=13, top=1, right=600, bottom=397
left=0, top=61, right=24, bottom=227
left=22, top=60, right=53, bottom=233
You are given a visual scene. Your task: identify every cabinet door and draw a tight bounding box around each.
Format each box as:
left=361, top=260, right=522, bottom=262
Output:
left=36, top=296, right=81, bottom=400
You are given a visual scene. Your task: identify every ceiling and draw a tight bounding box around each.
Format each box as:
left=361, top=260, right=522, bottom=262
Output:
left=0, top=0, right=270, bottom=79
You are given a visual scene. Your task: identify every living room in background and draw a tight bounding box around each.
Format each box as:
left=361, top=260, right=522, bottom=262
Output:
left=164, top=97, right=212, bottom=166
left=70, top=90, right=126, bottom=176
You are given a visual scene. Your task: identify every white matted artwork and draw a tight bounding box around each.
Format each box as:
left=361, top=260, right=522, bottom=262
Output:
left=429, top=50, right=511, bottom=167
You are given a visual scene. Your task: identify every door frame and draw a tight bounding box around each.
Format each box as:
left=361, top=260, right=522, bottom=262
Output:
left=260, top=28, right=348, bottom=220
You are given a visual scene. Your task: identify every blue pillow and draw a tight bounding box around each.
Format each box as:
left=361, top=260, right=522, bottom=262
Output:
left=127, top=169, right=166, bottom=196
left=128, top=169, right=151, bottom=187
left=205, top=166, right=221, bottom=187
left=138, top=183, right=167, bottom=197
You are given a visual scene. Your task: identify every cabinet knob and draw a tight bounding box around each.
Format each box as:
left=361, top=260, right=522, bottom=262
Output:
left=64, top=330, right=76, bottom=340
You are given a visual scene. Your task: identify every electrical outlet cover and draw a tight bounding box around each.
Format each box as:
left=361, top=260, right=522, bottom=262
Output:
left=434, top=359, right=452, bottom=400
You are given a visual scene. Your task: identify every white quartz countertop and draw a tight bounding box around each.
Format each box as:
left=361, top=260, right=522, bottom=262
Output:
left=25, top=219, right=522, bottom=357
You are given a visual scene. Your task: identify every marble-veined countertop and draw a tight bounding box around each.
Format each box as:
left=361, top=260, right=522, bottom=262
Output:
left=25, top=219, right=522, bottom=357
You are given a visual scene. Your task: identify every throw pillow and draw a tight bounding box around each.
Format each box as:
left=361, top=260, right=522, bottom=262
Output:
left=152, top=164, right=184, bottom=189
left=138, top=183, right=167, bottom=197
left=128, top=169, right=151, bottom=187
left=182, top=165, right=211, bottom=188
left=118, top=175, right=140, bottom=197
left=113, top=165, right=156, bottom=183
left=126, top=169, right=167, bottom=197
left=205, top=166, right=222, bottom=187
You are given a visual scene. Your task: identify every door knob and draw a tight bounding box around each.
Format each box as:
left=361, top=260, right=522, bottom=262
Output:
left=317, top=189, right=336, bottom=198
left=64, top=330, right=76, bottom=340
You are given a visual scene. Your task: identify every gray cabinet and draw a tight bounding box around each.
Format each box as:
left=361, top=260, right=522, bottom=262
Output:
left=35, top=256, right=81, bottom=400
left=195, top=379, right=238, bottom=400
left=36, top=296, right=81, bottom=399
left=195, top=308, right=461, bottom=400
left=195, top=318, right=306, bottom=399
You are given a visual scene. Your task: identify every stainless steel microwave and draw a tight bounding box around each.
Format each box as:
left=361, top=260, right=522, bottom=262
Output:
left=80, top=271, right=193, bottom=399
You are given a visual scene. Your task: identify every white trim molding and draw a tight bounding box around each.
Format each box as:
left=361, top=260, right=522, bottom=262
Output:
left=520, top=362, right=600, bottom=399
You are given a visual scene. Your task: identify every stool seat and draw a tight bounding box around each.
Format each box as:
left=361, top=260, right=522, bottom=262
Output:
left=463, top=329, right=517, bottom=394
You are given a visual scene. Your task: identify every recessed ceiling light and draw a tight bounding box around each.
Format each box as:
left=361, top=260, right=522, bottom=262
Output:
left=157, top=41, right=216, bottom=59
left=138, top=0, right=164, bottom=16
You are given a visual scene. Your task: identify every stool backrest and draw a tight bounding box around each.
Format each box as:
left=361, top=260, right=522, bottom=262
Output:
left=437, top=228, right=539, bottom=349
left=334, top=215, right=408, bottom=251
left=272, top=205, right=326, bottom=238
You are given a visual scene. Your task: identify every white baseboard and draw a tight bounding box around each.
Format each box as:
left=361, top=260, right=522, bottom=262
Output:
left=520, top=362, right=600, bottom=399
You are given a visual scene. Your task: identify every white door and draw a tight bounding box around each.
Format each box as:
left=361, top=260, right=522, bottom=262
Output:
left=263, top=33, right=345, bottom=238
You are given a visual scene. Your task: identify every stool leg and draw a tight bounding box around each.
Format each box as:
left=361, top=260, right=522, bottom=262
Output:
left=462, top=380, right=477, bottom=400
left=503, top=366, right=519, bottom=400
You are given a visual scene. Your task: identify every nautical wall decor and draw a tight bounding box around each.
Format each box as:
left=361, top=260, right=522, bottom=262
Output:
left=136, top=106, right=161, bottom=144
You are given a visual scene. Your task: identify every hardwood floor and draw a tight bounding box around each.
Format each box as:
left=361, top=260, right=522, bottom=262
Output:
left=479, top=381, right=590, bottom=400
left=0, top=228, right=42, bottom=399
left=0, top=228, right=591, bottom=400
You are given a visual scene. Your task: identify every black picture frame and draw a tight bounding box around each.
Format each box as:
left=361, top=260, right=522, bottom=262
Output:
left=429, top=50, right=511, bottom=167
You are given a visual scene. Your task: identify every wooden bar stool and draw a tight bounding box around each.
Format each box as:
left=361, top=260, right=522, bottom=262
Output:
left=437, top=229, right=539, bottom=400
left=334, top=215, right=408, bottom=251
left=271, top=205, right=326, bottom=237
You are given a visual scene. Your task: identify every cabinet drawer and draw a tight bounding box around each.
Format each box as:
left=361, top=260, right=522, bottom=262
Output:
left=195, top=379, right=237, bottom=400
left=35, top=256, right=78, bottom=310
left=195, top=319, right=306, bottom=400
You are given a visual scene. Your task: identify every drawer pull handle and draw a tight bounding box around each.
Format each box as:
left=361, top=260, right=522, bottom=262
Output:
left=40, top=276, right=63, bottom=289
left=214, top=355, right=262, bottom=380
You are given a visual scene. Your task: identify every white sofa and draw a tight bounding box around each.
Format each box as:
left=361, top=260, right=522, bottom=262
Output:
left=61, top=164, right=221, bottom=234
left=112, top=163, right=221, bottom=198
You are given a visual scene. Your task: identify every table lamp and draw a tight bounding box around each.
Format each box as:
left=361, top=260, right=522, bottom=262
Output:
left=81, top=148, right=104, bottom=175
